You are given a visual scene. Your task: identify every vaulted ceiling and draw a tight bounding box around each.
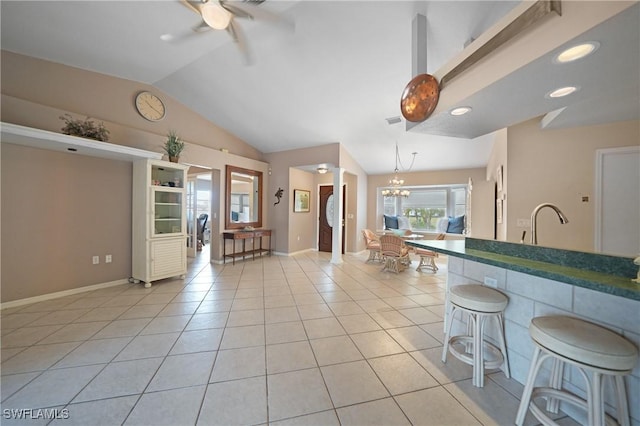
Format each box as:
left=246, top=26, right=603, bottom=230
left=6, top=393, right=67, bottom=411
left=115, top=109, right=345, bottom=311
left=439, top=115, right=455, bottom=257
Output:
left=1, top=1, right=638, bottom=174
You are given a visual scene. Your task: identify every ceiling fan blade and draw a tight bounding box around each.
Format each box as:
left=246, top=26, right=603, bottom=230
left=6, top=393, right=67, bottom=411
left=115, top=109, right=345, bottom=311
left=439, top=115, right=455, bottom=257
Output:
left=227, top=20, right=254, bottom=66
left=182, top=0, right=203, bottom=14
left=219, top=1, right=254, bottom=20
left=192, top=19, right=211, bottom=33
left=221, top=1, right=294, bottom=32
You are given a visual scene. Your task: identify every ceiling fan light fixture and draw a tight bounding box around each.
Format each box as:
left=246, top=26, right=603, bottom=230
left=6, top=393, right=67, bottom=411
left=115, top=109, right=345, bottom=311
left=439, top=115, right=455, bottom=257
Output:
left=555, top=42, right=599, bottom=64
left=546, top=86, right=579, bottom=99
left=450, top=106, right=472, bottom=116
left=201, top=1, right=232, bottom=30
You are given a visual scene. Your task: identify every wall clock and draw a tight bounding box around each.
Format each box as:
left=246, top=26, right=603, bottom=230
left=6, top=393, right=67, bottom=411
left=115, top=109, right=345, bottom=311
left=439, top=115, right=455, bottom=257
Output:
left=135, top=91, right=166, bottom=122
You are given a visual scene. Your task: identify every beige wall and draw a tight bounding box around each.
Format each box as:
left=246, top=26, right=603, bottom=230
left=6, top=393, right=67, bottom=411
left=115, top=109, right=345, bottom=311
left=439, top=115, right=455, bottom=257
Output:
left=486, top=128, right=508, bottom=240
left=1, top=143, right=132, bottom=302
left=288, top=169, right=316, bottom=253
left=263, top=144, right=340, bottom=254
left=1, top=51, right=262, bottom=160
left=468, top=179, right=495, bottom=240
left=264, top=143, right=367, bottom=255
left=1, top=51, right=271, bottom=302
left=506, top=118, right=640, bottom=251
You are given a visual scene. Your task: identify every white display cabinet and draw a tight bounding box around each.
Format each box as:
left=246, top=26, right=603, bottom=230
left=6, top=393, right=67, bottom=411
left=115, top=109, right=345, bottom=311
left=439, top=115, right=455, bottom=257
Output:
left=132, top=159, right=188, bottom=287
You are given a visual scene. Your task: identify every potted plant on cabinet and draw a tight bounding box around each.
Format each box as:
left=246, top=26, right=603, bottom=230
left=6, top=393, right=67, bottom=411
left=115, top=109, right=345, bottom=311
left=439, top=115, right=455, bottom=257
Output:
left=163, top=130, right=185, bottom=163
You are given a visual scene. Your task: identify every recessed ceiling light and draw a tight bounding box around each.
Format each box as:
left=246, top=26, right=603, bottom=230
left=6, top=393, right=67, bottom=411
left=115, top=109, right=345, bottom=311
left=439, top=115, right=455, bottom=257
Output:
left=450, top=106, right=472, bottom=116
left=546, top=86, right=579, bottom=98
left=555, top=42, right=599, bottom=63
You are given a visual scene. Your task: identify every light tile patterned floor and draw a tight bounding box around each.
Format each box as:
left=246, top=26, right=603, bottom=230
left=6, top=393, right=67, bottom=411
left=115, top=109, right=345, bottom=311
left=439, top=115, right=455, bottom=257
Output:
left=0, top=250, right=580, bottom=425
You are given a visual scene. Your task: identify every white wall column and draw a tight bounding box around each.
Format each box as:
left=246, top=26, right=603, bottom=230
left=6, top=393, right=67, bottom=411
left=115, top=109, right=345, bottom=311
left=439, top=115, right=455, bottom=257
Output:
left=331, top=167, right=344, bottom=264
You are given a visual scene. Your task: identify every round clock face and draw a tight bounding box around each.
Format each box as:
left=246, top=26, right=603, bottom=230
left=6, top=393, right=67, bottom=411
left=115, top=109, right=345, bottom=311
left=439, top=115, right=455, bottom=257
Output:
left=135, top=91, right=165, bottom=122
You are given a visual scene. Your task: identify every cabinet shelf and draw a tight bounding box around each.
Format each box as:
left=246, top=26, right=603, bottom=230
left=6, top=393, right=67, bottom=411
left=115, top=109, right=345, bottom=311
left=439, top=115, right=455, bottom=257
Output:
left=152, top=185, right=184, bottom=191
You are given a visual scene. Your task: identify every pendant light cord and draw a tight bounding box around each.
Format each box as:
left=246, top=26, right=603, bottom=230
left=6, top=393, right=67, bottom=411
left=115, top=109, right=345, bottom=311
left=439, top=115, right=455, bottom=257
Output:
left=394, top=142, right=417, bottom=172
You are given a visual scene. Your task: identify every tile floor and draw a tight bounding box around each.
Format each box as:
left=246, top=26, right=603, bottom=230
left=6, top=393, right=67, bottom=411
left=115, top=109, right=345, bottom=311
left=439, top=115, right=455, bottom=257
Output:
left=0, top=250, right=580, bottom=425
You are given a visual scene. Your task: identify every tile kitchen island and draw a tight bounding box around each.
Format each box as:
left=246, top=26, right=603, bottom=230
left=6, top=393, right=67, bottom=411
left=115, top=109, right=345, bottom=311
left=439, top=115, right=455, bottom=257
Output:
left=406, top=238, right=640, bottom=424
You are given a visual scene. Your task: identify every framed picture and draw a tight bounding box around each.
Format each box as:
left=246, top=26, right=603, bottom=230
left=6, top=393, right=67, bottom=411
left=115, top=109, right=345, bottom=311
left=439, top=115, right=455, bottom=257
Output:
left=293, top=189, right=310, bottom=213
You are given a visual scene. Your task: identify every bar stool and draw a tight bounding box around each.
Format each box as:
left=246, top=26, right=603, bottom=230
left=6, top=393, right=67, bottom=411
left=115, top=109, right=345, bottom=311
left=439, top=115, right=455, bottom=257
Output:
left=515, top=315, right=638, bottom=426
left=442, top=284, right=510, bottom=387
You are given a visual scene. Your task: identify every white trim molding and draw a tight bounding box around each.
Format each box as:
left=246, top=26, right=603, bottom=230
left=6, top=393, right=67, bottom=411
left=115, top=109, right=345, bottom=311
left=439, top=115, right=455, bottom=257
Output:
left=0, top=279, right=131, bottom=310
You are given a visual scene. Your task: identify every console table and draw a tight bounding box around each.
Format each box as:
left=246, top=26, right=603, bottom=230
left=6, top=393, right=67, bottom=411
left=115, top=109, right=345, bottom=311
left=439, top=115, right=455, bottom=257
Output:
left=222, top=229, right=272, bottom=265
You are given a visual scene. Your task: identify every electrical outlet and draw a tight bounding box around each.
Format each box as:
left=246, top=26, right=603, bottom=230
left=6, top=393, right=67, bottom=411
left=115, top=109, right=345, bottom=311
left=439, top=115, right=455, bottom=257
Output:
left=516, top=219, right=531, bottom=227
left=484, top=276, right=498, bottom=288
left=105, top=255, right=112, bottom=263
left=92, top=256, right=100, bottom=265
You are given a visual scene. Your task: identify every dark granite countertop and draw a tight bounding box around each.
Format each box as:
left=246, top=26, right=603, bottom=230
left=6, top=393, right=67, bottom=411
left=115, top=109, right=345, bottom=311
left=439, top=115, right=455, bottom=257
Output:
left=405, top=239, right=640, bottom=301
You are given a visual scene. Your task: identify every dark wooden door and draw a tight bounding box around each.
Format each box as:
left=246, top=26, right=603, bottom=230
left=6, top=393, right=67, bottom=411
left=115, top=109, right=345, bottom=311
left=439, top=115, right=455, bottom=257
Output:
left=318, top=185, right=345, bottom=253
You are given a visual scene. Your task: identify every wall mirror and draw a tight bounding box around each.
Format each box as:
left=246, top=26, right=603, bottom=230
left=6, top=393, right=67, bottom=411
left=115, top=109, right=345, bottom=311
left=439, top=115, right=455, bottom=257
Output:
left=225, top=165, right=263, bottom=230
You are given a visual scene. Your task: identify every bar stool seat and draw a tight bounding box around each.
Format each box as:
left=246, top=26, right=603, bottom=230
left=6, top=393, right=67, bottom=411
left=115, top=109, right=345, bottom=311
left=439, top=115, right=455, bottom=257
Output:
left=449, top=284, right=508, bottom=312
left=516, top=315, right=638, bottom=426
left=442, top=284, right=510, bottom=388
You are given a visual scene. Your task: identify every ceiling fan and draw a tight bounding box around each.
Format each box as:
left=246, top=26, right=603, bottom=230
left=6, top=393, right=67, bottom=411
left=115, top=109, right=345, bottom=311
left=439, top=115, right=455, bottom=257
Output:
left=169, top=0, right=292, bottom=64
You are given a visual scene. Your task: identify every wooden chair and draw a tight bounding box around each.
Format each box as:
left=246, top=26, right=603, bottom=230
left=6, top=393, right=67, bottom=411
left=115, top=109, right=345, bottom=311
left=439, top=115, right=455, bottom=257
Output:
left=415, top=233, right=445, bottom=272
left=380, top=235, right=411, bottom=273
left=362, top=229, right=382, bottom=262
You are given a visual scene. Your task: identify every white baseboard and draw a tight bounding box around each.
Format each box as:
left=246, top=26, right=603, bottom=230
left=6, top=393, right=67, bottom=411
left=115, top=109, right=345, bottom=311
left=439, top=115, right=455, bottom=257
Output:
left=275, top=248, right=315, bottom=257
left=1, top=278, right=130, bottom=310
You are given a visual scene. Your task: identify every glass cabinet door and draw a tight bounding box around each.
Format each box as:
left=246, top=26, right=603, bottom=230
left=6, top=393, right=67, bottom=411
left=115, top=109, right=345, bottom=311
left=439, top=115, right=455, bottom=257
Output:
left=186, top=177, right=197, bottom=257
left=152, top=188, right=183, bottom=236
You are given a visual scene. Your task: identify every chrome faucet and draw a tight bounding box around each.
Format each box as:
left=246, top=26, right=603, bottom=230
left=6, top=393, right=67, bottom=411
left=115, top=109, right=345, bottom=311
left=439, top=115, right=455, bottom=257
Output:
left=530, top=203, right=569, bottom=245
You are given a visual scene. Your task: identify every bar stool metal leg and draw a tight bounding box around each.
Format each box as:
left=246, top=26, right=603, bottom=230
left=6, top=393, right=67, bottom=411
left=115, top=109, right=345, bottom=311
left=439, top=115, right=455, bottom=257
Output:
left=441, top=304, right=453, bottom=363
left=494, top=313, right=510, bottom=379
left=472, top=313, right=484, bottom=387
left=546, top=357, right=564, bottom=413
left=515, top=346, right=544, bottom=426
left=590, top=370, right=603, bottom=426
left=614, top=375, right=631, bottom=426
